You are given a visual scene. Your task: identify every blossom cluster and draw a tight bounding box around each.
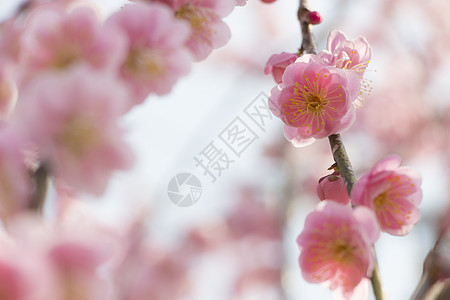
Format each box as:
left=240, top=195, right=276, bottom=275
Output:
left=298, top=155, right=422, bottom=299
left=0, top=0, right=240, bottom=219
left=265, top=30, right=423, bottom=299
left=267, top=30, right=371, bottom=147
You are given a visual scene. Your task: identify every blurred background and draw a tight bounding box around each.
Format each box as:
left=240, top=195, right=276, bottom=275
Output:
left=2, top=0, right=450, bottom=299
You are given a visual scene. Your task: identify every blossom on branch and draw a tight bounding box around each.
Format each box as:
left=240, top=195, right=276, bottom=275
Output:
left=317, top=172, right=350, bottom=205
left=297, top=201, right=379, bottom=299
left=316, top=30, right=372, bottom=106
left=268, top=61, right=359, bottom=147
left=264, top=52, right=298, bottom=84
left=351, top=155, right=422, bottom=236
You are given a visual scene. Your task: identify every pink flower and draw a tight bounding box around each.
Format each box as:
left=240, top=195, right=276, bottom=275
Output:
left=264, top=52, right=298, bottom=84
left=269, top=61, right=359, bottom=146
left=48, top=240, right=111, bottom=300
left=317, top=30, right=372, bottom=105
left=14, top=67, right=134, bottom=196
left=19, top=5, right=126, bottom=80
left=317, top=172, right=350, bottom=205
left=351, top=155, right=422, bottom=236
left=323, top=30, right=371, bottom=76
left=106, top=2, right=192, bottom=103
left=296, top=201, right=379, bottom=299
left=157, top=0, right=234, bottom=61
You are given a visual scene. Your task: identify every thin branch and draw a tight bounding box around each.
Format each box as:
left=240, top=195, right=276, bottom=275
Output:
left=29, top=164, right=48, bottom=213
left=298, top=0, right=318, bottom=55
left=327, top=134, right=356, bottom=196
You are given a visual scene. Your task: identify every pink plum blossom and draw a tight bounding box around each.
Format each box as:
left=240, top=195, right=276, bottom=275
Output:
left=317, top=172, right=350, bottom=205
left=152, top=0, right=234, bottom=61
left=0, top=19, right=24, bottom=64
left=264, top=52, right=298, bottom=84
left=316, top=30, right=372, bottom=105
left=106, top=2, right=192, bottom=103
left=297, top=201, right=379, bottom=299
left=47, top=240, right=111, bottom=300
left=322, top=30, right=371, bottom=77
left=19, top=5, right=126, bottom=81
left=4, top=212, right=117, bottom=300
left=14, top=67, right=133, bottom=196
left=0, top=248, right=56, bottom=300
left=269, top=61, right=359, bottom=146
left=351, top=155, right=422, bottom=236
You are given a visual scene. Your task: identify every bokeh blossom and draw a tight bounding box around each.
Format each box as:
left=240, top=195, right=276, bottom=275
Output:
left=351, top=155, right=422, bottom=236
left=317, top=172, right=350, bottom=205
left=269, top=60, right=359, bottom=146
left=297, top=201, right=379, bottom=299
left=107, top=2, right=191, bottom=103
left=264, top=52, right=298, bottom=84
left=19, top=5, right=126, bottom=80
left=153, top=0, right=234, bottom=61
left=14, top=67, right=133, bottom=196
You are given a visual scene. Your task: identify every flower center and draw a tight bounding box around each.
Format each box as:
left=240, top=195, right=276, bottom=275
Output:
left=332, top=239, right=354, bottom=264
left=124, top=48, right=164, bottom=77
left=306, top=93, right=323, bottom=114
left=52, top=47, right=80, bottom=69
left=374, top=192, right=388, bottom=210
left=175, top=4, right=208, bottom=31
left=58, top=117, right=98, bottom=157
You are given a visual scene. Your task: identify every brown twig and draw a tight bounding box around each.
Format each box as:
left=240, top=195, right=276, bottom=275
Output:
left=29, top=164, right=48, bottom=213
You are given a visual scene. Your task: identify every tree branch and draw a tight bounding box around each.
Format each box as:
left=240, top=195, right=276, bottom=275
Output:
left=297, top=1, right=386, bottom=299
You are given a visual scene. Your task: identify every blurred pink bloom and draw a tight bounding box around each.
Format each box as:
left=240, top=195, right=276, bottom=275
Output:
left=264, top=52, right=298, bottom=84
left=156, top=0, right=234, bottom=61
left=19, top=5, right=126, bottom=80
left=15, top=67, right=133, bottom=196
left=0, top=19, right=24, bottom=64
left=227, top=187, right=281, bottom=240
left=317, top=172, right=350, bottom=205
left=5, top=213, right=117, bottom=300
left=48, top=240, right=111, bottom=300
left=297, top=201, right=379, bottom=299
left=269, top=61, right=358, bottom=146
left=351, top=155, right=422, bottom=236
left=0, top=127, right=31, bottom=221
left=114, top=241, right=190, bottom=300
left=107, top=2, right=191, bottom=103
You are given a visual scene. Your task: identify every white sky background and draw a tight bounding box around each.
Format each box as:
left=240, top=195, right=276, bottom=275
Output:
left=0, top=1, right=444, bottom=299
